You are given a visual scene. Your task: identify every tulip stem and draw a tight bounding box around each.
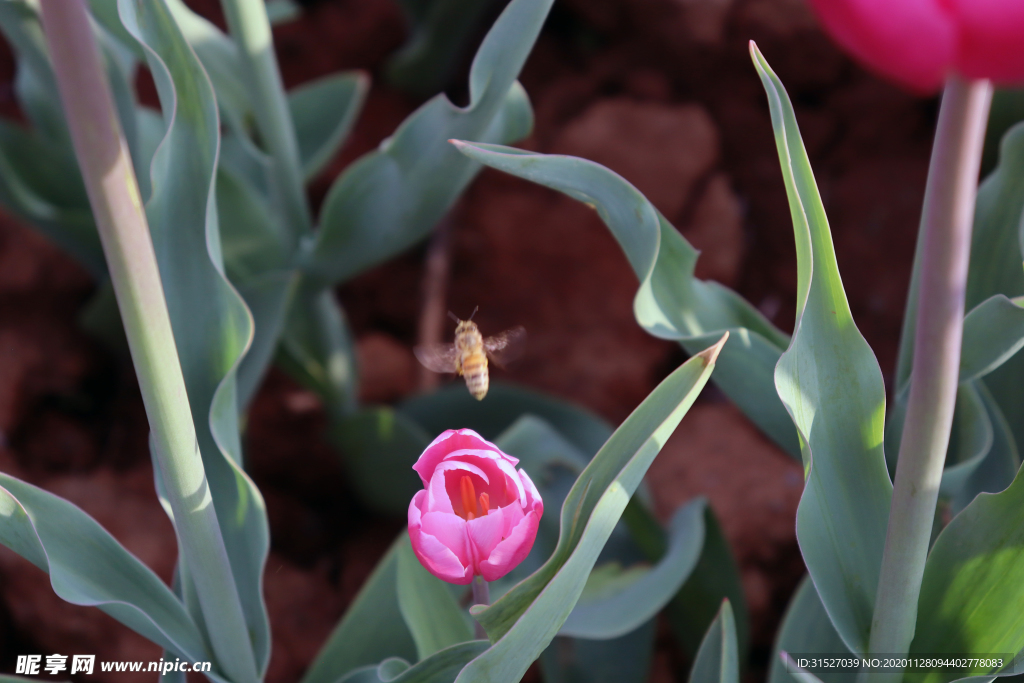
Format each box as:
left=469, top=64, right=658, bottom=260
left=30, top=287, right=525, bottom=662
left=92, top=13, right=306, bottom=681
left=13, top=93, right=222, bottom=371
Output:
left=472, top=576, right=490, bottom=639
left=865, top=74, right=992, bottom=679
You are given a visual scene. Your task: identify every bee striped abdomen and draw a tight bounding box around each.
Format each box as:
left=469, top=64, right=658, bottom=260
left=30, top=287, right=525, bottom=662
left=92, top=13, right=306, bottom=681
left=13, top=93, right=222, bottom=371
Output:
left=461, top=352, right=489, bottom=400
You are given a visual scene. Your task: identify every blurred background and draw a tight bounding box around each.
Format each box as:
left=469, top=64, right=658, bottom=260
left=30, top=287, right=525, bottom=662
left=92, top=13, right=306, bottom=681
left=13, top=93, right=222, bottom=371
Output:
left=0, top=0, right=936, bottom=679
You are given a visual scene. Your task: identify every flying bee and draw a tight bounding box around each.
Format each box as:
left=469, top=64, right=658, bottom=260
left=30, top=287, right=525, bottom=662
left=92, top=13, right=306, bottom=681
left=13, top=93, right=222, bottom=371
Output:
left=415, top=310, right=526, bottom=400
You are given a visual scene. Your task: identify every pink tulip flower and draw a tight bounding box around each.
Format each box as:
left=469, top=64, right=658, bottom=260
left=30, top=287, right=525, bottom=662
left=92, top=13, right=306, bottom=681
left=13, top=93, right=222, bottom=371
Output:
left=806, top=0, right=1024, bottom=91
left=408, top=429, right=544, bottom=585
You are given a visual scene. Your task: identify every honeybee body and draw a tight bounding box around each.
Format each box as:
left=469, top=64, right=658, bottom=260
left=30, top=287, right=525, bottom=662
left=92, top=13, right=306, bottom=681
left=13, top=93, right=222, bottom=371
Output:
left=415, top=316, right=525, bottom=401
left=454, top=321, right=490, bottom=400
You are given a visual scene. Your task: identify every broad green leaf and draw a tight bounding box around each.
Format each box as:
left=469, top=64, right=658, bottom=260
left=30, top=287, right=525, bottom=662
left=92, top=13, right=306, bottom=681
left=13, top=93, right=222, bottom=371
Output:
left=0, top=474, right=213, bottom=670
left=768, top=577, right=852, bottom=683
left=290, top=71, right=369, bottom=181
left=949, top=382, right=1020, bottom=514
left=965, top=121, right=1024, bottom=456
left=541, top=621, right=656, bottom=683
left=216, top=165, right=299, bottom=408
left=266, top=0, right=301, bottom=25
left=397, top=533, right=474, bottom=659
left=559, top=497, right=705, bottom=640
left=667, top=504, right=749, bottom=660
left=454, top=335, right=725, bottom=683
left=400, top=382, right=613, bottom=458
left=981, top=89, right=1024, bottom=178
left=689, top=600, right=739, bottom=683
left=276, top=285, right=359, bottom=415
left=337, top=643, right=489, bottom=683
left=386, top=0, right=498, bottom=97
left=303, top=535, right=419, bottom=683
left=117, top=0, right=269, bottom=672
left=909, top=458, right=1024, bottom=683
left=307, top=0, right=544, bottom=286
left=960, top=295, right=1024, bottom=383
left=448, top=140, right=798, bottom=460
left=751, top=43, right=892, bottom=655
left=778, top=654, right=827, bottom=683
left=330, top=407, right=431, bottom=515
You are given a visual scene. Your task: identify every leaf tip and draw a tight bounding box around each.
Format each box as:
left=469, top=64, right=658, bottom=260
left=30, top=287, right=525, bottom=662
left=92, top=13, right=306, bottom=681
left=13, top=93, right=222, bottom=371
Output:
left=696, top=331, right=729, bottom=366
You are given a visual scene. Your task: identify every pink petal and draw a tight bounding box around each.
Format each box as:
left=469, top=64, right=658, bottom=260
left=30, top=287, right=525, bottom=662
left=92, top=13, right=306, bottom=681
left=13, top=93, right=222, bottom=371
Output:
left=806, top=0, right=956, bottom=92
left=466, top=509, right=505, bottom=569
left=949, top=0, right=1024, bottom=84
left=479, top=509, right=541, bottom=582
left=421, top=511, right=471, bottom=567
left=409, top=527, right=473, bottom=585
left=519, top=468, right=543, bottom=512
left=497, top=500, right=525, bottom=538
left=408, top=495, right=472, bottom=584
left=412, top=429, right=509, bottom=486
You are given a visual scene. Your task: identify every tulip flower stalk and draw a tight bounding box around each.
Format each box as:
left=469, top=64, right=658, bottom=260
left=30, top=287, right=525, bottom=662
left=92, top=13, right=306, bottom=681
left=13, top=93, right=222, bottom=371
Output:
left=866, top=76, right=992, bottom=677
left=38, top=1, right=258, bottom=679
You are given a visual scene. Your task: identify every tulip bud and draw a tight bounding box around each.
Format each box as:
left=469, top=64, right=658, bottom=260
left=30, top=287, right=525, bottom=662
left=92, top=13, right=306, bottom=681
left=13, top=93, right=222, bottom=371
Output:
left=408, top=429, right=543, bottom=585
left=806, top=0, right=1024, bottom=91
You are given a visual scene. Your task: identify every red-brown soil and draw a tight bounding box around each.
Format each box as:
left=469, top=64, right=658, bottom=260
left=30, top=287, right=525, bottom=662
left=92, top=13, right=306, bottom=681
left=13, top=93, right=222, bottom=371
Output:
left=0, top=0, right=935, bottom=680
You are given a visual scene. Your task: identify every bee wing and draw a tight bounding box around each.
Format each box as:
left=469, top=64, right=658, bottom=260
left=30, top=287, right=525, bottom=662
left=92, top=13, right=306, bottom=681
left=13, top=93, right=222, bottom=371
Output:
left=483, top=326, right=526, bottom=368
left=414, top=343, right=460, bottom=373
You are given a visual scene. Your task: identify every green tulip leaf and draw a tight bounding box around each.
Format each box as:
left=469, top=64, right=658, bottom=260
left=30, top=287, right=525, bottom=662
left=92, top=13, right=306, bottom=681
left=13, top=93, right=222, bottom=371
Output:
left=448, top=143, right=798, bottom=460
left=304, top=536, right=419, bottom=683
left=330, top=407, right=432, bottom=516
left=667, top=504, right=749, bottom=660
left=541, top=621, right=657, bottom=683
left=960, top=295, right=1024, bottom=383
left=559, top=497, right=705, bottom=640
left=337, top=643, right=489, bottom=683
left=117, top=0, right=270, bottom=671
left=909, top=458, right=1024, bottom=683
left=397, top=533, right=475, bottom=660
left=276, top=285, right=359, bottom=416
left=290, top=71, right=369, bottom=181
left=307, top=0, right=544, bottom=287
left=453, top=335, right=725, bottom=683
left=0, top=474, right=213, bottom=672
left=266, top=0, right=301, bottom=25
left=689, top=600, right=739, bottom=683
left=386, top=0, right=497, bottom=97
left=751, top=42, right=892, bottom=655
left=768, top=577, right=852, bottom=683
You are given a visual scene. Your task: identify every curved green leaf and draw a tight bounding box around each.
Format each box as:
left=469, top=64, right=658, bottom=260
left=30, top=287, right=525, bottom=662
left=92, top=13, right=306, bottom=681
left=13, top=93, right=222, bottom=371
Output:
left=541, top=622, right=656, bottom=683
left=961, top=121, right=1024, bottom=457
left=751, top=43, right=892, bottom=655
left=910, top=459, right=1024, bottom=683
left=667, top=504, right=749, bottom=660
left=276, top=285, right=359, bottom=415
left=386, top=0, right=497, bottom=97
left=397, top=533, right=474, bottom=660
left=559, top=497, right=705, bottom=640
left=304, top=536, right=418, bottom=683
left=960, top=295, right=1024, bottom=383
left=307, top=0, right=544, bottom=286
left=448, top=142, right=798, bottom=459
left=768, top=577, right=851, bottom=683
left=338, top=643, right=489, bottom=683
left=454, top=335, right=725, bottom=683
left=117, top=0, right=270, bottom=672
left=0, top=473, right=211, bottom=668
left=689, top=600, right=739, bottom=683
left=290, top=71, right=369, bottom=181
left=331, top=407, right=432, bottom=515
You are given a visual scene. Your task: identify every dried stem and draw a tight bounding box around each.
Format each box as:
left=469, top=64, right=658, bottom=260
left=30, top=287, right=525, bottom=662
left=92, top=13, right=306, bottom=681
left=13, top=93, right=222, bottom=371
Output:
left=417, top=215, right=454, bottom=391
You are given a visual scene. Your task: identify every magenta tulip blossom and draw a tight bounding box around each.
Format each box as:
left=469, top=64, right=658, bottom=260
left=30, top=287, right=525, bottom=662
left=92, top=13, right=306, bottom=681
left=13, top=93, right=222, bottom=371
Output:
left=408, top=429, right=544, bottom=585
left=806, top=0, right=1024, bottom=91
